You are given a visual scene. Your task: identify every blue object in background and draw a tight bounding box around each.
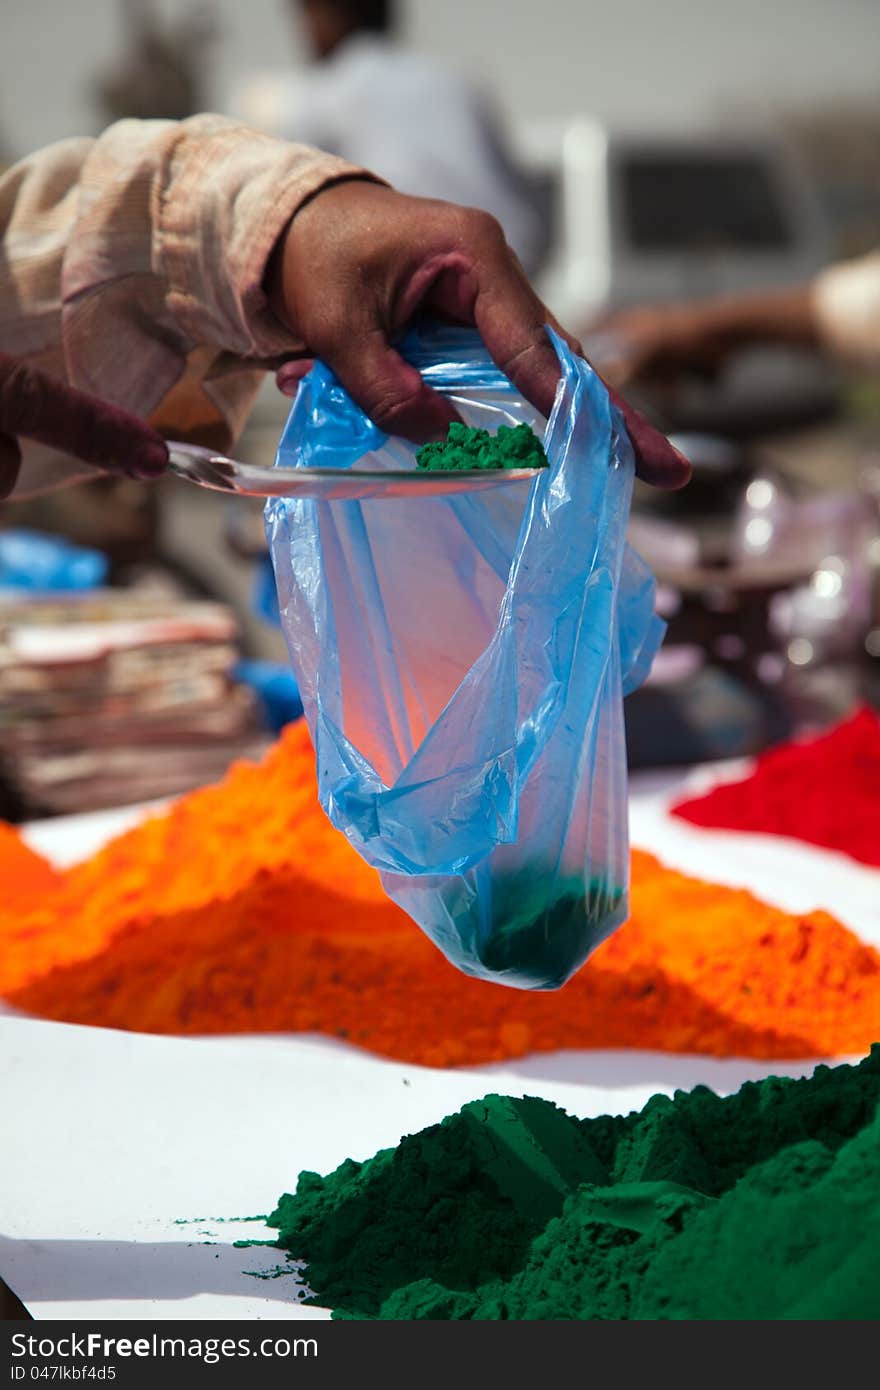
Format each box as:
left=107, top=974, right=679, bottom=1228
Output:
left=234, top=659, right=303, bottom=733
left=247, top=545, right=300, bottom=728
left=253, top=553, right=282, bottom=627
left=265, top=323, right=664, bottom=991
left=0, top=529, right=108, bottom=591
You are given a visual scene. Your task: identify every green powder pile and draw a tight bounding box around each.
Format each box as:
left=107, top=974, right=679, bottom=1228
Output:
left=416, top=422, right=548, bottom=472
left=266, top=1047, right=880, bottom=1319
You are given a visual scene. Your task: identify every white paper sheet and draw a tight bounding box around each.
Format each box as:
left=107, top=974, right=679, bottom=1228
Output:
left=4, top=771, right=877, bottom=1321
left=0, top=1016, right=833, bottom=1322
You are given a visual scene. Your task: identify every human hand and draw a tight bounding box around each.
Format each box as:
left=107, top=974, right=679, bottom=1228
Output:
left=0, top=353, right=169, bottom=501
left=590, top=302, right=741, bottom=390
left=268, top=181, right=690, bottom=489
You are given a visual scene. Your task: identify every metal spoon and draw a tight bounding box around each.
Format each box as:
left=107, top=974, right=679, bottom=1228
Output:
left=167, top=441, right=541, bottom=502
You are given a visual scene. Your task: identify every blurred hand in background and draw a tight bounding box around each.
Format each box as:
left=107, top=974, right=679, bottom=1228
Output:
left=592, top=252, right=880, bottom=390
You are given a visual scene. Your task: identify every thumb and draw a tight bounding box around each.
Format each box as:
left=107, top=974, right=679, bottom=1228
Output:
left=0, top=432, right=22, bottom=501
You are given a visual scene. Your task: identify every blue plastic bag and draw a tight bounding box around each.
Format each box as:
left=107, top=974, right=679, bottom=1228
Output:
left=266, top=324, right=663, bottom=989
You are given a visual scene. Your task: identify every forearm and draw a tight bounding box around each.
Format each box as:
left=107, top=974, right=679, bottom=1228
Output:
left=703, top=257, right=880, bottom=369
left=694, top=285, right=819, bottom=353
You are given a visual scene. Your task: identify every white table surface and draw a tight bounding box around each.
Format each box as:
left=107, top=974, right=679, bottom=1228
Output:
left=3, top=764, right=876, bottom=1321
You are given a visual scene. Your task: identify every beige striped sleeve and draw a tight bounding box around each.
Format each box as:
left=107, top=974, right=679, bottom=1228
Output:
left=1, top=114, right=375, bottom=466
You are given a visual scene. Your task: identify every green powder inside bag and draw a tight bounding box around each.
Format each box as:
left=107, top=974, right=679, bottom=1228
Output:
left=266, top=1047, right=880, bottom=1319
left=455, top=876, right=623, bottom=989
left=416, top=422, right=549, bottom=472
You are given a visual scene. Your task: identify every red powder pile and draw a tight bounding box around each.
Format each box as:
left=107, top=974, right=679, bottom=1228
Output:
left=672, top=706, right=880, bottom=867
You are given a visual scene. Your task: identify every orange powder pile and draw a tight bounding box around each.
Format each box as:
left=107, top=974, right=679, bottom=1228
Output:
left=0, top=821, right=60, bottom=909
left=2, top=721, right=879, bottom=1062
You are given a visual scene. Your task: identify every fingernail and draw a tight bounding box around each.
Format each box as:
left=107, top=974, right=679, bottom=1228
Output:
left=276, top=361, right=312, bottom=397
left=131, top=441, right=170, bottom=479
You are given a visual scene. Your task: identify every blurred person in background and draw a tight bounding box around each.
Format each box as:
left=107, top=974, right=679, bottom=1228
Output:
left=278, top=0, right=549, bottom=275
left=0, top=113, right=689, bottom=504
left=596, top=250, right=880, bottom=388
left=94, top=0, right=219, bottom=125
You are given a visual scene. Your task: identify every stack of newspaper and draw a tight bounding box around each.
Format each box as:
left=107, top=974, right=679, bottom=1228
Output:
left=0, top=591, right=271, bottom=816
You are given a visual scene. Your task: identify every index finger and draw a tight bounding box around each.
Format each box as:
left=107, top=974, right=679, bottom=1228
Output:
left=468, top=243, right=575, bottom=419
